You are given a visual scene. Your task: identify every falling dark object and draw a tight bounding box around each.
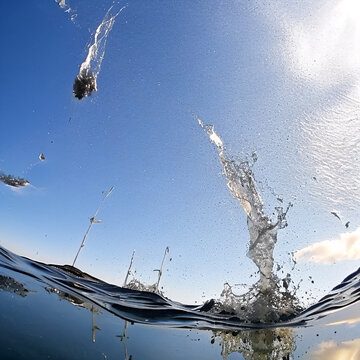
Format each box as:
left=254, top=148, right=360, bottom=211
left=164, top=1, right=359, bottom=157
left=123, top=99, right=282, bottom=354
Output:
left=330, top=211, right=341, bottom=221
left=0, top=173, right=30, bottom=188
left=73, top=71, right=97, bottom=100
left=330, top=211, right=350, bottom=228
left=39, top=153, right=45, bottom=161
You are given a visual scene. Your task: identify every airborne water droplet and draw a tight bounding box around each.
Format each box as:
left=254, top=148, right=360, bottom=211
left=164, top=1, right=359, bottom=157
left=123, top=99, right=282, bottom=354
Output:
left=198, top=117, right=301, bottom=322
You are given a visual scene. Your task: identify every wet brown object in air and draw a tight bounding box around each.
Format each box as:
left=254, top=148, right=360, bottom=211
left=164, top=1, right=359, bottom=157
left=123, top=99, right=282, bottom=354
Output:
left=73, top=71, right=97, bottom=100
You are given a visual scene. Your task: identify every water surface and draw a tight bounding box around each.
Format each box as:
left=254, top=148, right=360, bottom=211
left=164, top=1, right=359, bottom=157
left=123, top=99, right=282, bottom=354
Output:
left=1, top=245, right=359, bottom=359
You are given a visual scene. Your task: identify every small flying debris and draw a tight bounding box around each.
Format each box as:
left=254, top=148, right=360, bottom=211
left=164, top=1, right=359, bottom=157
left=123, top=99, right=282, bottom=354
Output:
left=0, top=173, right=30, bottom=188
left=39, top=153, right=45, bottom=161
left=251, top=151, right=258, bottom=163
left=330, top=211, right=341, bottom=221
left=331, top=211, right=350, bottom=228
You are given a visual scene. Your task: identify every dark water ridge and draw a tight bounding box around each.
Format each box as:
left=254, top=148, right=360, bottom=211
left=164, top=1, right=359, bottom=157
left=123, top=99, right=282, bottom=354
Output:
left=0, top=245, right=359, bottom=331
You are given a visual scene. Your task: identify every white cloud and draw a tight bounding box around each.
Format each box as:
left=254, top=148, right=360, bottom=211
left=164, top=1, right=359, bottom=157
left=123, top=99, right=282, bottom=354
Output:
left=305, top=339, right=360, bottom=360
left=295, top=227, right=360, bottom=264
left=326, top=316, right=360, bottom=327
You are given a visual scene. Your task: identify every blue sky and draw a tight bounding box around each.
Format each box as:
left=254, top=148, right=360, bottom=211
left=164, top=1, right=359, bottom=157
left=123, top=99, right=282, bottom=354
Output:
left=0, top=0, right=359, bottom=303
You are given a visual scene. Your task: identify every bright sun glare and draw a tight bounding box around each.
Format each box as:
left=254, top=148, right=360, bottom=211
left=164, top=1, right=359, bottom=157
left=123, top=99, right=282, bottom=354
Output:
left=288, top=0, right=360, bottom=83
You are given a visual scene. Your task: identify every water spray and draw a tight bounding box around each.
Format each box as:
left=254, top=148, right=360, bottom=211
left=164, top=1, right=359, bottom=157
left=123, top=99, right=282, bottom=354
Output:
left=72, top=186, right=114, bottom=267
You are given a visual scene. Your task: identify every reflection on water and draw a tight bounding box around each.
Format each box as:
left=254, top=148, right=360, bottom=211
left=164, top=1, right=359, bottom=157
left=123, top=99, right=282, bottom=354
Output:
left=1, top=244, right=360, bottom=331
left=0, top=274, right=294, bottom=360
left=35, top=282, right=133, bottom=357
left=306, top=338, right=360, bottom=360
left=46, top=286, right=102, bottom=342
left=0, top=275, right=31, bottom=297
left=1, top=263, right=360, bottom=359
left=1, top=273, right=294, bottom=359
left=91, top=305, right=101, bottom=343
left=118, top=321, right=133, bottom=360
left=214, top=328, right=293, bottom=360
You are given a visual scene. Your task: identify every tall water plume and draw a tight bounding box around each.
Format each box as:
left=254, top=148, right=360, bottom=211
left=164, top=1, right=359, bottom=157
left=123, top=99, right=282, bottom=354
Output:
left=197, top=117, right=300, bottom=322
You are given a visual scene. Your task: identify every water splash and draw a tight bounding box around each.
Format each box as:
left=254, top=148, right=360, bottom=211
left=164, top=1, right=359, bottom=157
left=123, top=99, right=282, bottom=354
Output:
left=55, top=0, right=67, bottom=9
left=0, top=172, right=30, bottom=188
left=197, top=117, right=301, bottom=321
left=198, top=118, right=290, bottom=290
left=73, top=3, right=126, bottom=99
left=125, top=279, right=160, bottom=295
left=124, top=247, right=170, bottom=296
left=72, top=186, right=115, bottom=267
left=54, top=0, right=77, bottom=24
left=0, top=275, right=30, bottom=297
